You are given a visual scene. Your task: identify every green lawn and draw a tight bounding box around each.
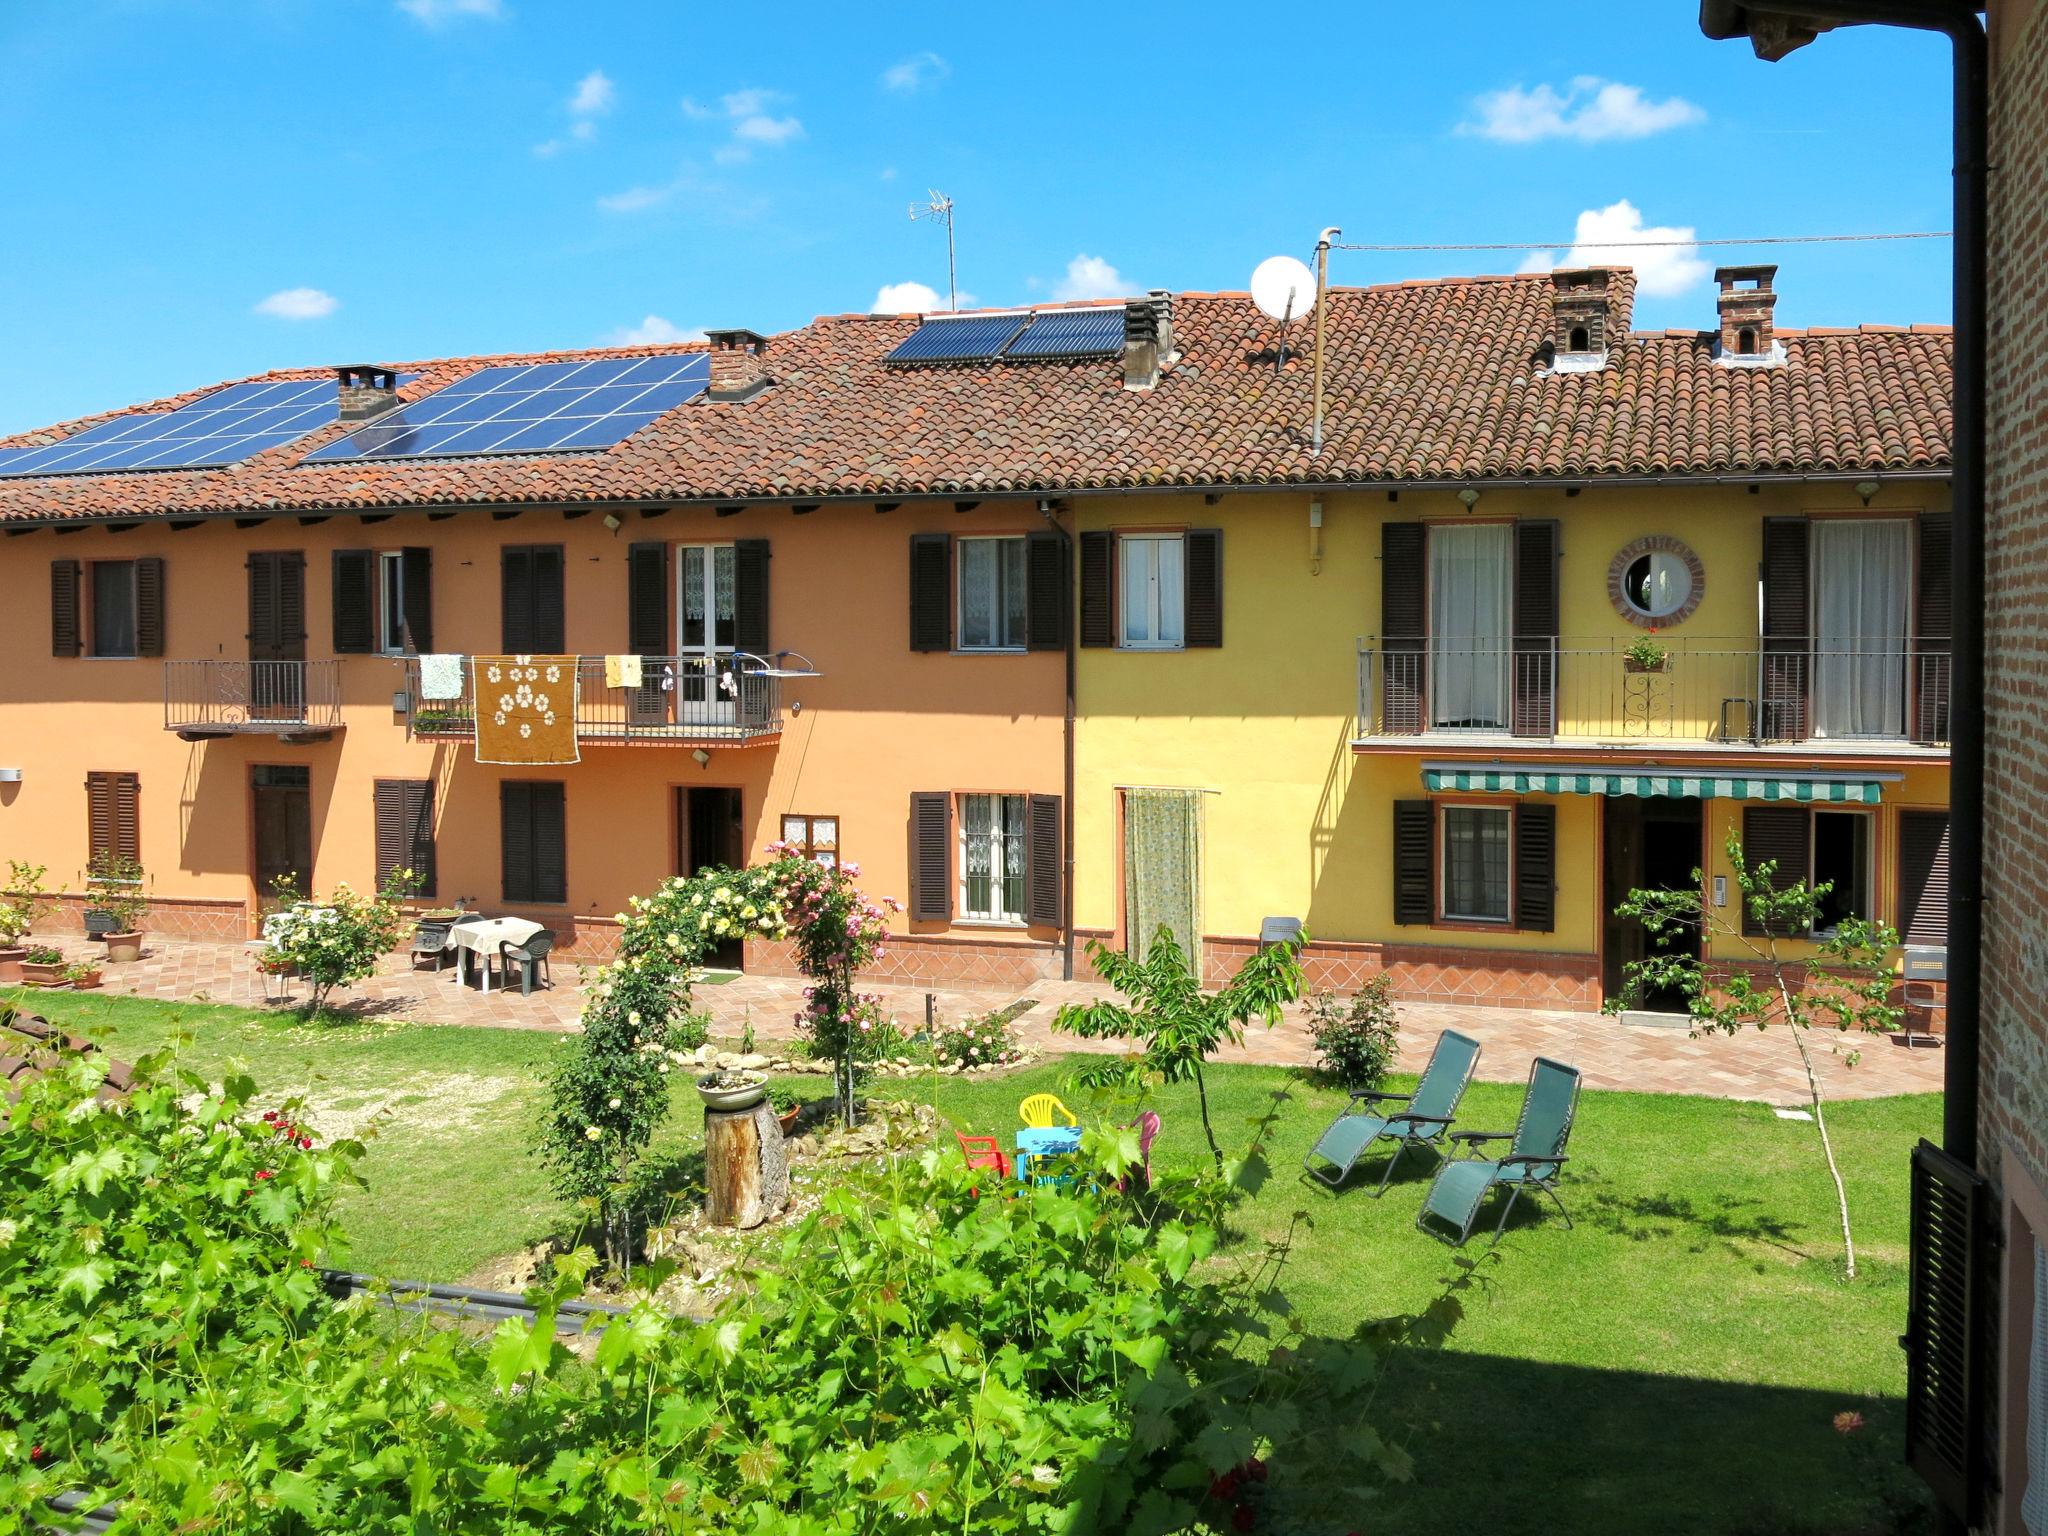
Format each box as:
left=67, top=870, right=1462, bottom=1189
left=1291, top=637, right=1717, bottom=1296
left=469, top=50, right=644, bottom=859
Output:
left=15, top=988, right=1936, bottom=1534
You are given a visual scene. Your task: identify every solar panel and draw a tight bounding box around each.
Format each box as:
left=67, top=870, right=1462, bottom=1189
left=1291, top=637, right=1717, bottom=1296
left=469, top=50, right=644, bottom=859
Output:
left=0, top=379, right=340, bottom=477
left=884, top=314, right=1031, bottom=366
left=1002, top=307, right=1125, bottom=359
left=304, top=354, right=709, bottom=462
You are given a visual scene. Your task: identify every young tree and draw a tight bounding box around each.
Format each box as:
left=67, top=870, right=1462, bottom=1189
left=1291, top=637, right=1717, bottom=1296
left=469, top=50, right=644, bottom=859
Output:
left=260, top=870, right=415, bottom=1014
left=1608, top=832, right=1902, bottom=1278
left=1055, top=926, right=1307, bottom=1170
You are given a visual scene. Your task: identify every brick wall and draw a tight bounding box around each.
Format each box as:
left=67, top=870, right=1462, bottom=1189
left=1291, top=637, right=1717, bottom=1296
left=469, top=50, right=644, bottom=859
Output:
left=1983, top=0, right=2048, bottom=1217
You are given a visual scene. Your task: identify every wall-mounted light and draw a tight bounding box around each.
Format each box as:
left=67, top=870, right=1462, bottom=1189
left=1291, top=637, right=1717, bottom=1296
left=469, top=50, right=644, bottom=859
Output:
left=602, top=512, right=623, bottom=533
left=1854, top=479, right=1880, bottom=507
left=691, top=748, right=711, bottom=767
left=1712, top=875, right=1727, bottom=908
left=0, top=768, right=21, bottom=784
left=1457, top=487, right=1481, bottom=510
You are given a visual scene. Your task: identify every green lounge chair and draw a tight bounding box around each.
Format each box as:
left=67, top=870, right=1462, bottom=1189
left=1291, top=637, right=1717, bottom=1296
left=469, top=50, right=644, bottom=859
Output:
left=1418, top=1056, right=1583, bottom=1247
left=1304, top=1028, right=1481, bottom=1194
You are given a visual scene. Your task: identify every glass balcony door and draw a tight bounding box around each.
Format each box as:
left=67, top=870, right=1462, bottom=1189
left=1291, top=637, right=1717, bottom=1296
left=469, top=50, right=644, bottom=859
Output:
left=1812, top=519, right=1910, bottom=738
left=676, top=544, right=739, bottom=724
left=1429, top=522, right=1511, bottom=730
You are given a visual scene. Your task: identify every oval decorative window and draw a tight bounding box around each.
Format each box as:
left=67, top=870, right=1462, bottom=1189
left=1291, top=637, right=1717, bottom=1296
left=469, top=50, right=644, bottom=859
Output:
left=1608, top=536, right=1705, bottom=628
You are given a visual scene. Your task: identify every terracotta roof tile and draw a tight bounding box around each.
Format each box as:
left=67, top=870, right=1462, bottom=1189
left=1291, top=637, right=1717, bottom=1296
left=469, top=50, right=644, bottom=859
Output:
left=0, top=269, right=1951, bottom=523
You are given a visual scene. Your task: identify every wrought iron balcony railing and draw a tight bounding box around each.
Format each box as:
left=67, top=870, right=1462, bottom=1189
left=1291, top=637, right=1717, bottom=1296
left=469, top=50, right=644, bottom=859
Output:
left=405, top=654, right=788, bottom=746
left=1354, top=636, right=1951, bottom=749
left=164, top=660, right=343, bottom=740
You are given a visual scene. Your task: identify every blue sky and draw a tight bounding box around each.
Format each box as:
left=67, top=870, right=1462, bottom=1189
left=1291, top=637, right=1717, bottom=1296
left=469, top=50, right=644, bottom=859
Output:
left=0, top=0, right=1955, bottom=434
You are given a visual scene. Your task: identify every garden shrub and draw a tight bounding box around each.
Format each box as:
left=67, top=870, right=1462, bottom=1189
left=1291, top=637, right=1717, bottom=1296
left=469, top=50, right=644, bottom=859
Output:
left=932, top=1009, right=1023, bottom=1069
left=0, top=1042, right=361, bottom=1492
left=1304, top=975, right=1402, bottom=1092
left=8, top=1072, right=1426, bottom=1534
left=260, top=870, right=416, bottom=1012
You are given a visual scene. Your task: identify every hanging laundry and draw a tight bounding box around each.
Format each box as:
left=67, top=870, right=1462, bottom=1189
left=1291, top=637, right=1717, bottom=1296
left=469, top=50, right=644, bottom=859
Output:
left=418, top=653, right=465, bottom=701
left=603, top=654, right=643, bottom=689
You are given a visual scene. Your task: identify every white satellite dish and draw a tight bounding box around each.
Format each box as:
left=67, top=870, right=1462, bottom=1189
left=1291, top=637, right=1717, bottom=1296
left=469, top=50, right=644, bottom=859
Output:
left=1250, top=255, right=1317, bottom=322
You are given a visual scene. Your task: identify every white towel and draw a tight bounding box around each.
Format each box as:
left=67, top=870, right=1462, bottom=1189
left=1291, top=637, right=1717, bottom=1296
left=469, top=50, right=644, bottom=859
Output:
left=418, top=653, right=465, bottom=700
left=604, top=654, right=643, bottom=689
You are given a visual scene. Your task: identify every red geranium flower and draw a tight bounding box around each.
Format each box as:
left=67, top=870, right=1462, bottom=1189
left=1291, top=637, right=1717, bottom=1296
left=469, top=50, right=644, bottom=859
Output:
left=254, top=1169, right=275, bottom=1181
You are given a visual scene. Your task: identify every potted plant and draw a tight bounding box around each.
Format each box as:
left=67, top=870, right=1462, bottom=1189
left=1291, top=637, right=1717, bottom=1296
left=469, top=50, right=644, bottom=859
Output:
left=0, top=860, right=50, bottom=983
left=1622, top=633, right=1671, bottom=674
left=85, top=854, right=149, bottom=962
left=61, top=959, right=103, bottom=991
left=19, top=944, right=66, bottom=986
left=696, top=1068, right=768, bottom=1112
left=769, top=1081, right=807, bottom=1134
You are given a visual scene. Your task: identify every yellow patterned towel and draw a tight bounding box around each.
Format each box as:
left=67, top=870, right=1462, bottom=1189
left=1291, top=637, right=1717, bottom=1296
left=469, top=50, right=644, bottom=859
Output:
left=603, top=654, right=643, bottom=689
left=473, top=655, right=580, bottom=765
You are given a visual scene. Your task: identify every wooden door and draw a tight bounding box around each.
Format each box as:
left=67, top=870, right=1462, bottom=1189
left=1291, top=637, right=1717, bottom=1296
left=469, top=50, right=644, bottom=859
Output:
left=680, top=787, right=745, bottom=968
left=247, top=551, right=307, bottom=719
left=252, top=766, right=313, bottom=902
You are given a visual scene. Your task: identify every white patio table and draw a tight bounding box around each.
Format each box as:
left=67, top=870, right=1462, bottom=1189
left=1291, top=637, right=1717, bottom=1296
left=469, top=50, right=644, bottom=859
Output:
left=444, top=915, right=545, bottom=994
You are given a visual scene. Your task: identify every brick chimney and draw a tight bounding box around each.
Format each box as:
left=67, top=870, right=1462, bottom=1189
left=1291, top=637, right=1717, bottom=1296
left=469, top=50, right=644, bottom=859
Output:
left=704, top=328, right=771, bottom=402
left=1122, top=291, right=1174, bottom=391
left=1714, top=265, right=1778, bottom=360
left=335, top=365, right=399, bottom=422
left=1548, top=268, right=1614, bottom=359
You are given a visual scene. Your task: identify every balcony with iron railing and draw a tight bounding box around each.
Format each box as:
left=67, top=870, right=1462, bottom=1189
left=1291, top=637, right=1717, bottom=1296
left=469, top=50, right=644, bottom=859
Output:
left=1353, top=636, right=1951, bottom=752
left=164, top=660, right=344, bottom=742
left=403, top=653, right=797, bottom=746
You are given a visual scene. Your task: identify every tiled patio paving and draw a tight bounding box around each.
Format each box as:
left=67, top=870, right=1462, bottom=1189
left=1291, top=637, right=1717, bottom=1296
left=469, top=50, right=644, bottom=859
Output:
left=65, top=937, right=1948, bottom=1106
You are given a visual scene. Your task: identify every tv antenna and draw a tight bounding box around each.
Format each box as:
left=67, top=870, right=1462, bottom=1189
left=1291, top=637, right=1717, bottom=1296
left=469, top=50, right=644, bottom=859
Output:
left=1250, top=253, right=1317, bottom=373
left=908, top=190, right=959, bottom=310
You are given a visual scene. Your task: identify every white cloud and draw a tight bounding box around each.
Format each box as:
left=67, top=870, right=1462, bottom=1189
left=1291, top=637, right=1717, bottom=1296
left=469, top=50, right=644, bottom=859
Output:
left=604, top=314, right=703, bottom=346
left=871, top=281, right=944, bottom=313
left=1461, top=76, right=1705, bottom=144
left=396, top=0, right=501, bottom=26
left=570, top=69, right=614, bottom=117
left=253, top=287, right=339, bottom=321
left=881, top=52, right=949, bottom=93
left=1050, top=254, right=1128, bottom=303
left=682, top=88, right=803, bottom=164
left=597, top=182, right=675, bottom=214
left=1520, top=199, right=1711, bottom=299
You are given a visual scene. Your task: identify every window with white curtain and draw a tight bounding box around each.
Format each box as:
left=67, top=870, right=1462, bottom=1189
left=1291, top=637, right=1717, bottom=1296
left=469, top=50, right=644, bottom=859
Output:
left=1441, top=805, right=1512, bottom=922
left=1812, top=519, right=1910, bottom=738
left=377, top=551, right=405, bottom=655
left=957, top=536, right=1027, bottom=650
left=1429, top=523, right=1511, bottom=729
left=1120, top=534, right=1185, bottom=649
left=960, top=793, right=1027, bottom=921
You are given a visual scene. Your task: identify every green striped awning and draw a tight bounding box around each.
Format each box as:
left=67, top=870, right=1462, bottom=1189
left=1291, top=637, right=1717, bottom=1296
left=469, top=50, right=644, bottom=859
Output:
left=1421, top=766, right=1888, bottom=803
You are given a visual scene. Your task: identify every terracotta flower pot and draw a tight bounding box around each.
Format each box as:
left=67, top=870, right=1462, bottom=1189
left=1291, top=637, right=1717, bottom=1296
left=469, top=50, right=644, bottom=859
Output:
left=0, top=946, right=25, bottom=985
left=778, top=1105, right=802, bottom=1135
left=102, top=931, right=144, bottom=964
left=20, top=962, right=65, bottom=986
left=67, top=970, right=103, bottom=990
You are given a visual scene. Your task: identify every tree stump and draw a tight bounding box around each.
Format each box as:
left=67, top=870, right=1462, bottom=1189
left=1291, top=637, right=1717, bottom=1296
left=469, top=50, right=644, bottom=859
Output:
left=703, top=1100, right=788, bottom=1228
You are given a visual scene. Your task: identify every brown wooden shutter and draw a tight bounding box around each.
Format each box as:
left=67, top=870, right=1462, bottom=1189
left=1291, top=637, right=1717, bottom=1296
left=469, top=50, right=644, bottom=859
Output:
left=1381, top=524, right=1427, bottom=734
left=501, top=781, right=566, bottom=904
left=400, top=548, right=433, bottom=654
left=1904, top=1139, right=1991, bottom=1526
left=278, top=553, right=307, bottom=654
left=1393, top=799, right=1434, bottom=925
left=375, top=779, right=437, bottom=898
left=86, top=771, right=140, bottom=865
left=1514, top=802, right=1556, bottom=932
left=502, top=546, right=566, bottom=653
left=1026, top=793, right=1062, bottom=926
left=51, top=559, right=82, bottom=657
left=1915, top=514, right=1951, bottom=744
left=1511, top=520, right=1558, bottom=738
left=627, top=542, right=669, bottom=652
left=1078, top=531, right=1115, bottom=647
left=1896, top=810, right=1951, bottom=947
left=909, top=792, right=952, bottom=922
left=134, top=556, right=166, bottom=658
left=1184, top=528, right=1223, bottom=647
left=1759, top=518, right=1810, bottom=742
left=1024, top=530, right=1067, bottom=652
left=733, top=539, right=770, bottom=655
left=332, top=550, right=375, bottom=654
left=908, top=534, right=952, bottom=652
left=1740, top=804, right=1811, bottom=936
